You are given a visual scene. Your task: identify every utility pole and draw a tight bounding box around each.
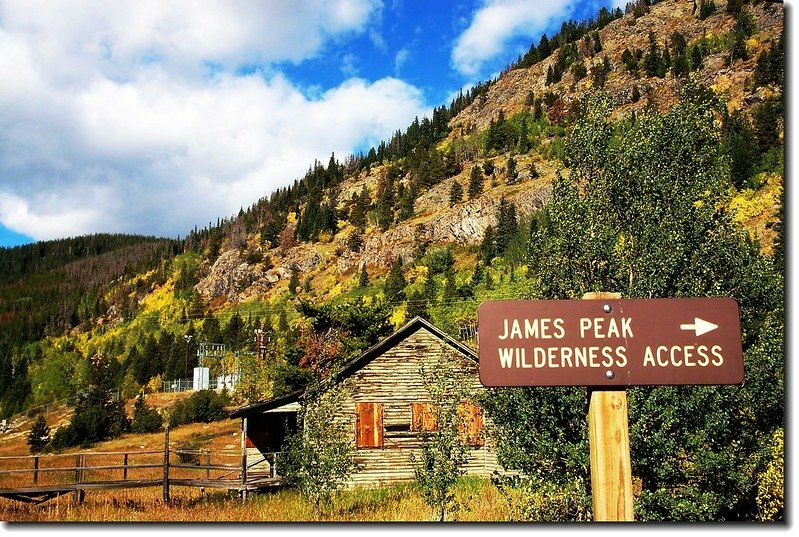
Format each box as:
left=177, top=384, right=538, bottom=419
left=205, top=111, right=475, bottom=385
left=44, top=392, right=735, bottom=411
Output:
left=183, top=334, right=193, bottom=380
left=254, top=328, right=264, bottom=362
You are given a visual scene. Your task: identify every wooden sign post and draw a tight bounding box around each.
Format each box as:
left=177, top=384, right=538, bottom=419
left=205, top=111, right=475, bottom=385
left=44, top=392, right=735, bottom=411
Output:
left=477, top=293, right=745, bottom=523
left=583, top=292, right=633, bottom=522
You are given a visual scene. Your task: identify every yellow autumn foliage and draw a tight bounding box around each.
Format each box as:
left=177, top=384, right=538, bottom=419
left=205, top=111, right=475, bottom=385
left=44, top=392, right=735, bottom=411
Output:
left=407, top=265, right=429, bottom=283
left=756, top=428, right=783, bottom=521
left=390, top=305, right=407, bottom=328
left=328, top=281, right=343, bottom=299
left=711, top=75, right=731, bottom=96
left=728, top=173, right=782, bottom=254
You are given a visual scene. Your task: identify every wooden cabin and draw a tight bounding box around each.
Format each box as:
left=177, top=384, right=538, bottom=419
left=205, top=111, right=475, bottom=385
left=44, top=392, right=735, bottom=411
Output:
left=230, top=316, right=502, bottom=487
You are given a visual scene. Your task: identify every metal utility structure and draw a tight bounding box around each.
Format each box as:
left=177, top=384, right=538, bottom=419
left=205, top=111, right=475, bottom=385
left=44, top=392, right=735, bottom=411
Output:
left=253, top=329, right=268, bottom=363
left=194, top=342, right=226, bottom=391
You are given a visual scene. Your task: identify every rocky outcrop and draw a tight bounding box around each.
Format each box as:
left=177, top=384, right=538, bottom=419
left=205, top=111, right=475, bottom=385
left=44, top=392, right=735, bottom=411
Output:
left=358, top=176, right=552, bottom=270
left=195, top=250, right=264, bottom=303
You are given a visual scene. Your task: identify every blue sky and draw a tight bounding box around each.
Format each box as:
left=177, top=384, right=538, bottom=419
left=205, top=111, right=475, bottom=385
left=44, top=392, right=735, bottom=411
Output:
left=0, top=0, right=626, bottom=248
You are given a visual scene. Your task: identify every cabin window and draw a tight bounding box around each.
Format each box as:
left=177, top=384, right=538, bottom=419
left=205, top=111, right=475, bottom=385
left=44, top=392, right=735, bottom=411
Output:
left=355, top=402, right=383, bottom=448
left=411, top=402, right=484, bottom=446
left=458, top=402, right=484, bottom=447
left=411, top=402, right=437, bottom=432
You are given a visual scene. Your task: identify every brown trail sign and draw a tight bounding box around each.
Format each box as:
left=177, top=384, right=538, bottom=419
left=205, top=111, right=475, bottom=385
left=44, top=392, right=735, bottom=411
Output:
left=478, top=295, right=746, bottom=522
left=478, top=297, right=744, bottom=388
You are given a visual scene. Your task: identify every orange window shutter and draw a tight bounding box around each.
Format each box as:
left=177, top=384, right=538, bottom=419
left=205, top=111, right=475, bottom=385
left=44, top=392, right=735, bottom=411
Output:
left=459, top=402, right=484, bottom=447
left=356, top=402, right=383, bottom=448
left=412, top=403, right=437, bottom=431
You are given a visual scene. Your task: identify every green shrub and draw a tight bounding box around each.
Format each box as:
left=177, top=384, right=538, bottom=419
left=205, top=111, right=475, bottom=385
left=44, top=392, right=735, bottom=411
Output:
left=130, top=394, right=163, bottom=433
left=167, top=390, right=230, bottom=428
left=268, top=363, right=314, bottom=397
left=281, top=380, right=355, bottom=513
left=425, top=247, right=454, bottom=276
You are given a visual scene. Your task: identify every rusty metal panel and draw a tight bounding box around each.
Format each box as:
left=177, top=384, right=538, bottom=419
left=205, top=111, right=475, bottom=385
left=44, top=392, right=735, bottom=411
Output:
left=478, top=298, right=744, bottom=387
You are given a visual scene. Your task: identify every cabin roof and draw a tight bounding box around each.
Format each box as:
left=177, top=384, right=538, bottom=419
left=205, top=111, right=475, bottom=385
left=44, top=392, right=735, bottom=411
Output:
left=229, top=316, right=478, bottom=419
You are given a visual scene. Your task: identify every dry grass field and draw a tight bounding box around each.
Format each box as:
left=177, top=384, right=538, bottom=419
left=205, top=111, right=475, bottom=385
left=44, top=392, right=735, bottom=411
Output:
left=0, top=395, right=511, bottom=523
left=1, top=476, right=509, bottom=522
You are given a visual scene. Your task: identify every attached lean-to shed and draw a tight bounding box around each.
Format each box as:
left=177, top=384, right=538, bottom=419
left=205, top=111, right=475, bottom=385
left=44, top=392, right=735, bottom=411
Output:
left=231, top=316, right=502, bottom=487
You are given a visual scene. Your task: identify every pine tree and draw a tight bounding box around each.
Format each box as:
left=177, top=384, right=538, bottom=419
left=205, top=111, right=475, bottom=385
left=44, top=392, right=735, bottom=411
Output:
left=358, top=265, right=370, bottom=288
left=593, top=31, right=603, bottom=53
left=517, top=116, right=530, bottom=153
left=723, top=109, right=759, bottom=189
left=423, top=272, right=437, bottom=303
left=471, top=261, right=483, bottom=285
left=480, top=225, right=496, bottom=265
left=51, top=353, right=129, bottom=449
left=699, top=0, right=717, bottom=19
left=690, top=42, right=705, bottom=71
left=443, top=266, right=457, bottom=301
left=644, top=32, right=664, bottom=77
left=506, top=157, right=519, bottom=185
left=754, top=37, right=783, bottom=88
left=405, top=290, right=429, bottom=320
left=752, top=97, right=783, bottom=152
left=384, top=257, right=407, bottom=303
left=130, top=393, right=163, bottom=434
left=726, top=0, right=743, bottom=16
left=347, top=230, right=363, bottom=252
left=449, top=181, right=463, bottom=207
left=662, top=46, right=672, bottom=76
left=538, top=34, right=552, bottom=59
left=468, top=165, right=484, bottom=199
left=397, top=183, right=416, bottom=221
left=27, top=414, right=50, bottom=453
left=288, top=266, right=301, bottom=295
left=495, top=199, right=518, bottom=256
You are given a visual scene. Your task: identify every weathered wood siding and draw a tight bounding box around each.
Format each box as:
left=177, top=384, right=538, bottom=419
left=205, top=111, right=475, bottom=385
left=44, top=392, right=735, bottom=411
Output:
left=338, top=327, right=502, bottom=487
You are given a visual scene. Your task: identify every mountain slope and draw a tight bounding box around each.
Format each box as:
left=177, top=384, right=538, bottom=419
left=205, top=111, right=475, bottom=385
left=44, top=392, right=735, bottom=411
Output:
left=0, top=0, right=784, bottom=418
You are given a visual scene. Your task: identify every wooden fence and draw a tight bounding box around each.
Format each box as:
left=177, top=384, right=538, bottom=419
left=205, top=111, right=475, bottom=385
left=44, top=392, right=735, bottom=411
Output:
left=0, top=428, right=281, bottom=505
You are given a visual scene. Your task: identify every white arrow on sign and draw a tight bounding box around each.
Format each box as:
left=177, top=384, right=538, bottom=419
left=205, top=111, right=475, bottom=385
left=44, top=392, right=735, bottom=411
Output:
left=680, top=317, right=718, bottom=336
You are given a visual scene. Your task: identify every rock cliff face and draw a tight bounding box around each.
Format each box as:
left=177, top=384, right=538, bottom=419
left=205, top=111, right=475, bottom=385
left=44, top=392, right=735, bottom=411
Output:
left=195, top=250, right=262, bottom=303
left=195, top=173, right=552, bottom=304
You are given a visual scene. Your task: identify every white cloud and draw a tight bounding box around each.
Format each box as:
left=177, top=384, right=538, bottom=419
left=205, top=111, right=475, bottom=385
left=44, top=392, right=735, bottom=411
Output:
left=394, top=48, right=411, bottom=74
left=451, top=0, right=578, bottom=76
left=0, top=0, right=383, bottom=83
left=341, top=53, right=360, bottom=77
left=0, top=0, right=436, bottom=242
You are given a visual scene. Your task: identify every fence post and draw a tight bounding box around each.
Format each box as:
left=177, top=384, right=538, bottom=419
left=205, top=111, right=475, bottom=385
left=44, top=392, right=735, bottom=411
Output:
left=74, top=454, right=83, bottom=484
left=163, top=425, right=170, bottom=504
left=72, top=454, right=86, bottom=507
left=33, top=456, right=39, bottom=485
left=123, top=453, right=129, bottom=481
left=241, top=417, right=248, bottom=501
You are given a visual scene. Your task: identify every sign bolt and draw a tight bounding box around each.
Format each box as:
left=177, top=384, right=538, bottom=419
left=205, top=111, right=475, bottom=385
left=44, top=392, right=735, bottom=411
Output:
left=605, top=370, right=615, bottom=380
left=603, top=304, right=612, bottom=313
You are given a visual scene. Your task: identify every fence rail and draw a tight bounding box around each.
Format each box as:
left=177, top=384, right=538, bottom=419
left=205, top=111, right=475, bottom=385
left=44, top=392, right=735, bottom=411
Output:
left=0, top=430, right=282, bottom=505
